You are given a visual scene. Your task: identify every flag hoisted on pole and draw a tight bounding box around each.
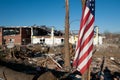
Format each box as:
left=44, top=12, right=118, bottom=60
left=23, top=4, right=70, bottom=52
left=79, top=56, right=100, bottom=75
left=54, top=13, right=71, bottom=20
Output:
left=73, top=0, right=95, bottom=74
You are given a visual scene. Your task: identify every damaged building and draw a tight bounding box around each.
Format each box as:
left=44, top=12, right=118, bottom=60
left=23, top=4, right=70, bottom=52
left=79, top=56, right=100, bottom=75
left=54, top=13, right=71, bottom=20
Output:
left=31, top=25, right=64, bottom=46
left=0, top=26, right=31, bottom=45
left=0, top=26, right=64, bottom=46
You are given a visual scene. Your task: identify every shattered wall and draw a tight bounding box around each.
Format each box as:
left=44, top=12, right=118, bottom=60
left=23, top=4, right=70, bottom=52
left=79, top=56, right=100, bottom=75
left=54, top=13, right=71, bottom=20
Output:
left=3, top=28, right=22, bottom=45
left=21, top=28, right=31, bottom=45
left=0, top=27, right=31, bottom=45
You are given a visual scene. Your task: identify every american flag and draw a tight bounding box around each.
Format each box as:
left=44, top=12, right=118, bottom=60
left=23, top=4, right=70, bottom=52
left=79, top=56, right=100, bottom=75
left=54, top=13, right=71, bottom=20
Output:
left=73, top=0, right=95, bottom=74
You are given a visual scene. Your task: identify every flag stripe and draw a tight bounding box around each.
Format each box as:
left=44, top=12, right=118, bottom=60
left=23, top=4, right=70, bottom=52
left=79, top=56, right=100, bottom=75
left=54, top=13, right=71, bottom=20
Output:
left=76, top=10, right=91, bottom=51
left=74, top=14, right=92, bottom=62
left=78, top=31, right=93, bottom=60
left=73, top=0, right=95, bottom=74
left=73, top=34, right=93, bottom=66
left=81, top=16, right=94, bottom=45
left=76, top=13, right=93, bottom=52
left=77, top=57, right=92, bottom=74
left=78, top=43, right=93, bottom=65
left=73, top=14, right=94, bottom=66
left=77, top=51, right=92, bottom=71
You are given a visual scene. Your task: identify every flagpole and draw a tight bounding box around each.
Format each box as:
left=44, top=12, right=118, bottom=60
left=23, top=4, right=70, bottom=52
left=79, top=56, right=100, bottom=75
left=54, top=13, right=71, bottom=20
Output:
left=81, top=0, right=86, bottom=80
left=81, top=0, right=91, bottom=80
left=81, top=0, right=85, bottom=9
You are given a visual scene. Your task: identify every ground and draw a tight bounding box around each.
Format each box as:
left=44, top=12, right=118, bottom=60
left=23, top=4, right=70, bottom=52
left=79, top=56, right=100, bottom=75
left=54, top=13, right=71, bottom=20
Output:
left=0, top=42, right=120, bottom=80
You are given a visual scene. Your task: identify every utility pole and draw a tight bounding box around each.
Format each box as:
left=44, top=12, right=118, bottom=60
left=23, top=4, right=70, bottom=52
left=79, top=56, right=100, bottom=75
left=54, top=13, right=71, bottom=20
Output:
left=64, top=0, right=70, bottom=71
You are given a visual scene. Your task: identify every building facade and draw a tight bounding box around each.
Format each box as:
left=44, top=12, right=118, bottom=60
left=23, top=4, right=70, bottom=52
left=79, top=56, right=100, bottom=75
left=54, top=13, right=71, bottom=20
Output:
left=0, top=26, right=64, bottom=46
left=0, top=27, right=31, bottom=45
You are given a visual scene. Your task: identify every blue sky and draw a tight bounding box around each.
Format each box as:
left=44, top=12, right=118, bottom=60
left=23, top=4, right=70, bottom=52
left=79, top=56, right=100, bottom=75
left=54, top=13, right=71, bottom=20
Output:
left=0, top=0, right=120, bottom=33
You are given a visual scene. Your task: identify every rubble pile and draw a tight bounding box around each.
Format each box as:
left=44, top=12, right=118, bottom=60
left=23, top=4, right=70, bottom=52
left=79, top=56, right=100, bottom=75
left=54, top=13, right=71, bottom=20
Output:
left=0, top=43, right=120, bottom=80
left=92, top=44, right=120, bottom=74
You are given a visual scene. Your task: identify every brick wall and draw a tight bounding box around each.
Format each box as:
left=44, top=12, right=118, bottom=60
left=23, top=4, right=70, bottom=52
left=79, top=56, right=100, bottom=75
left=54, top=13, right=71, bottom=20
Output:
left=1, top=27, right=31, bottom=45
left=4, top=34, right=22, bottom=45
left=3, top=28, right=22, bottom=45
